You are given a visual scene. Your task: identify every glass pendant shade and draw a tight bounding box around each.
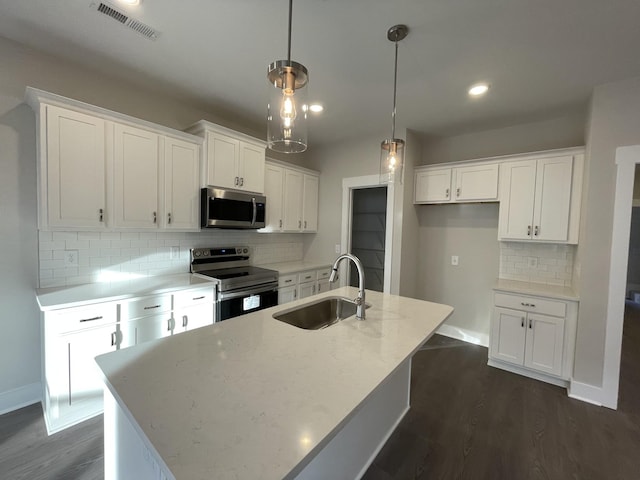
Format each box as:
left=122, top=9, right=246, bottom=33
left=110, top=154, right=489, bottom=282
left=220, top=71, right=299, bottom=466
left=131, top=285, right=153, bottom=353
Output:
left=380, top=139, right=405, bottom=184
left=267, top=60, right=308, bottom=153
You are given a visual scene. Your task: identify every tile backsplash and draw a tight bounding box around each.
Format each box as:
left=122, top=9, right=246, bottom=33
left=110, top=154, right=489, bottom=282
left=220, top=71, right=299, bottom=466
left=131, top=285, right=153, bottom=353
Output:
left=499, top=242, right=575, bottom=287
left=38, top=230, right=304, bottom=288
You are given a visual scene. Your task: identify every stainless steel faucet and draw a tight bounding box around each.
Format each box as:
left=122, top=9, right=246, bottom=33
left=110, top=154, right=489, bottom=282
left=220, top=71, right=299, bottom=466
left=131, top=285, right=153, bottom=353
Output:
left=329, top=253, right=366, bottom=319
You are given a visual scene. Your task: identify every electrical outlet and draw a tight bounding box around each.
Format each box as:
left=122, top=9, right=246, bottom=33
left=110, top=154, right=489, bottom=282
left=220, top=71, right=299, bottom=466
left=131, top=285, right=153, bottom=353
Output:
left=170, top=246, right=180, bottom=260
left=335, top=244, right=341, bottom=254
left=528, top=256, right=538, bottom=268
left=64, top=250, right=78, bottom=266
left=451, top=255, right=459, bottom=266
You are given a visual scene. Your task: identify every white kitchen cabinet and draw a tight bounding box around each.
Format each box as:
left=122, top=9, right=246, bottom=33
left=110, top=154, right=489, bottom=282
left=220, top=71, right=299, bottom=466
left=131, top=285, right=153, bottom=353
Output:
left=414, top=163, right=499, bottom=204
left=112, top=123, right=160, bottom=229
left=41, top=104, right=107, bottom=229
left=123, top=314, right=173, bottom=345
left=278, top=285, right=298, bottom=304
left=276, top=267, right=332, bottom=305
left=172, top=286, right=215, bottom=331
left=498, top=154, right=581, bottom=243
left=489, top=291, right=577, bottom=385
left=26, top=87, right=203, bottom=232
left=186, top=121, right=266, bottom=194
left=261, top=160, right=320, bottom=233
left=163, top=137, right=200, bottom=230
left=298, top=281, right=317, bottom=299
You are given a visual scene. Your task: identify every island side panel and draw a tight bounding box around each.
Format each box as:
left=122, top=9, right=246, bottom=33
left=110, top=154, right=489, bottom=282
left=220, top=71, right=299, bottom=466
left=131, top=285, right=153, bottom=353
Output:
left=291, top=358, right=411, bottom=480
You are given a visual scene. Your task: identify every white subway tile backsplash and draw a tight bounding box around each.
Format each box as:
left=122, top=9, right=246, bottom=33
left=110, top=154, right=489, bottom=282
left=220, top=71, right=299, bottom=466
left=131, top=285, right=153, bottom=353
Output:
left=499, top=242, right=575, bottom=287
left=38, top=230, right=305, bottom=287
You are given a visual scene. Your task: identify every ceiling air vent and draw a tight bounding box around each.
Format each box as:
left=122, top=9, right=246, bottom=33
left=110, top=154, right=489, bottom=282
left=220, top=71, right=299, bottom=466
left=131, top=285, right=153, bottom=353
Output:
left=91, top=2, right=160, bottom=40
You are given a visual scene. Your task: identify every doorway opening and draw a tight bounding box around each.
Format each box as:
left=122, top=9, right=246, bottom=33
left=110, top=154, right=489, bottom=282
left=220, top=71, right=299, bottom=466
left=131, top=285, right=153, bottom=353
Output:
left=349, top=187, right=387, bottom=292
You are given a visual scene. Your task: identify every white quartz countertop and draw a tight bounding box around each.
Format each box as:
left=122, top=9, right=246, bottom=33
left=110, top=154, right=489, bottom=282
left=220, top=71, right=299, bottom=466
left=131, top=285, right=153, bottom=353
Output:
left=36, top=274, right=214, bottom=311
left=260, top=261, right=331, bottom=275
left=95, top=287, right=453, bottom=480
left=494, top=278, right=579, bottom=301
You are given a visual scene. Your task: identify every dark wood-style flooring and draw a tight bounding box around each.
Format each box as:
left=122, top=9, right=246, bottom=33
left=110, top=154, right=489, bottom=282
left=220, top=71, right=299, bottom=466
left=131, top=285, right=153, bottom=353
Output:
left=2, top=305, right=640, bottom=480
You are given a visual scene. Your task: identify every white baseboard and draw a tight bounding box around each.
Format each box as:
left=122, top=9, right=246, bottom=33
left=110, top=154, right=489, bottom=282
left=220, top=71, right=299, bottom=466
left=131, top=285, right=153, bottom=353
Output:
left=568, top=380, right=605, bottom=407
left=436, top=324, right=489, bottom=347
left=0, top=382, right=42, bottom=416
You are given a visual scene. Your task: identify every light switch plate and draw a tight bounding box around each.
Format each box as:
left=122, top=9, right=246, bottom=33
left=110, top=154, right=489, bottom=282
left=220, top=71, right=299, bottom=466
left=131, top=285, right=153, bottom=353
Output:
left=451, top=255, right=459, bottom=266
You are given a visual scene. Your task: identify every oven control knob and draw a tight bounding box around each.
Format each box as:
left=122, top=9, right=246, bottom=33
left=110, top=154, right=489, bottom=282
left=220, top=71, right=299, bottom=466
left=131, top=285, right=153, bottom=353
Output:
left=194, top=251, right=201, bottom=257
left=243, top=248, right=248, bottom=254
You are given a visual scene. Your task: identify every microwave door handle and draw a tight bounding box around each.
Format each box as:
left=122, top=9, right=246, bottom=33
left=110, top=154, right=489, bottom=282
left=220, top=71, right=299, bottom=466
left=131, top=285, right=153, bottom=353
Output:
left=251, top=197, right=257, bottom=225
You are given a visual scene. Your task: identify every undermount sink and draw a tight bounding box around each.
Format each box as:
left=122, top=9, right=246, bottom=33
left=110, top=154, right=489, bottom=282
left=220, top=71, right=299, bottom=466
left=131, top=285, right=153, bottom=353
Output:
left=273, top=296, right=371, bottom=330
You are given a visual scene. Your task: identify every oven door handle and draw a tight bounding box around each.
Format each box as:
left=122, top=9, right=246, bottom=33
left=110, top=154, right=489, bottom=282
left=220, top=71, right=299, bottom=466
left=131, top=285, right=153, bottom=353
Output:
left=218, top=284, right=277, bottom=301
left=251, top=197, right=257, bottom=226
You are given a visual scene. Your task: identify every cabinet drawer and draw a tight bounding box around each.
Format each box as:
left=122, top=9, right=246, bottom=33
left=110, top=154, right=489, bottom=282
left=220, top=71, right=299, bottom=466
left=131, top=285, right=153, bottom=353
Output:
left=494, top=292, right=566, bottom=318
left=278, top=273, right=297, bottom=288
left=298, top=270, right=316, bottom=284
left=316, top=268, right=331, bottom=281
left=173, top=287, right=214, bottom=310
left=47, top=303, right=118, bottom=333
left=121, top=294, right=172, bottom=320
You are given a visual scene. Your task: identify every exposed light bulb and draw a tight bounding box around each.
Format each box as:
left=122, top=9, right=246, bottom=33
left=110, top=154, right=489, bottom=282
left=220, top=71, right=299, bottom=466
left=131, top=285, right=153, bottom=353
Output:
left=280, top=91, right=297, bottom=130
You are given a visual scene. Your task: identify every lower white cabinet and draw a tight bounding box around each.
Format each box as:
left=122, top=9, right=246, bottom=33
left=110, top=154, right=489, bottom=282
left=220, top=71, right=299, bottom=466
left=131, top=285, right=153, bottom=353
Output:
left=277, top=266, right=332, bottom=305
left=488, top=291, right=577, bottom=385
left=41, top=284, right=215, bottom=435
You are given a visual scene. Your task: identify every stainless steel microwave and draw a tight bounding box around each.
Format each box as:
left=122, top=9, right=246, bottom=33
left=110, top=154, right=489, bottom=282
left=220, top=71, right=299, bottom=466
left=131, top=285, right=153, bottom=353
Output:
left=200, top=187, right=266, bottom=229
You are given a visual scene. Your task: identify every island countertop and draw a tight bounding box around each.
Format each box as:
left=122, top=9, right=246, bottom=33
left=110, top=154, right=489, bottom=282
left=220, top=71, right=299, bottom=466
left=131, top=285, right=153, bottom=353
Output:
left=95, top=287, right=453, bottom=480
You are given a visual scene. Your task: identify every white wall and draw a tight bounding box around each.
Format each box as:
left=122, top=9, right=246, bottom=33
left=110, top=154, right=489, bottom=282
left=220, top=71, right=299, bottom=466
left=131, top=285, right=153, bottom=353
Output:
left=574, top=76, right=640, bottom=387
left=0, top=35, right=305, bottom=412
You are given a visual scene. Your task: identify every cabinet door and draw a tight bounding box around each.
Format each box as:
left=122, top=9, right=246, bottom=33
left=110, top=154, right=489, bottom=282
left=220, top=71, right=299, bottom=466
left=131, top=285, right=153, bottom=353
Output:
left=489, top=307, right=526, bottom=366
left=239, top=142, right=265, bottom=193
left=302, top=173, right=319, bottom=232
left=61, top=325, right=118, bottom=417
left=298, top=282, right=316, bottom=299
left=524, top=313, right=565, bottom=376
left=123, top=314, right=173, bottom=346
left=278, top=285, right=297, bottom=304
left=45, top=105, right=106, bottom=228
left=454, top=163, right=499, bottom=201
left=532, top=156, right=573, bottom=242
left=317, top=279, right=331, bottom=294
left=498, top=160, right=537, bottom=240
left=263, top=164, right=284, bottom=232
left=163, top=137, right=200, bottom=230
left=206, top=131, right=240, bottom=189
left=283, top=169, right=303, bottom=231
left=113, top=124, right=159, bottom=228
left=175, top=303, right=214, bottom=333
left=414, top=168, right=452, bottom=203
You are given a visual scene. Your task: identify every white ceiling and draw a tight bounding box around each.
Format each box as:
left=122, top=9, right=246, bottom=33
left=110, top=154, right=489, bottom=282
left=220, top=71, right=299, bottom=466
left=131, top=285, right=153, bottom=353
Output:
left=1, top=0, right=639, bottom=148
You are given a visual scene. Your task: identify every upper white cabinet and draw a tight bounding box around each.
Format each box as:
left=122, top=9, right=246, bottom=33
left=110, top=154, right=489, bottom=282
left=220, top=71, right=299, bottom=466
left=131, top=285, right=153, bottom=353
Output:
left=498, top=153, right=583, bottom=243
left=260, top=160, right=320, bottom=233
left=414, top=163, right=499, bottom=204
left=186, top=120, right=266, bottom=194
left=42, top=105, right=107, bottom=229
left=26, top=88, right=203, bottom=231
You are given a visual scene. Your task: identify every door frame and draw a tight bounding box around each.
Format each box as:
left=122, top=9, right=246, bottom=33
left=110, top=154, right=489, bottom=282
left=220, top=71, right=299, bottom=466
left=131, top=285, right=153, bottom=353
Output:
left=601, top=145, right=640, bottom=408
left=340, top=175, right=395, bottom=294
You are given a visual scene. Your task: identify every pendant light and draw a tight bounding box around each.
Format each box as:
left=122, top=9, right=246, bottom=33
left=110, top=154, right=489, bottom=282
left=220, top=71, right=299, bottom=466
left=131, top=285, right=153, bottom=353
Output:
left=267, top=0, right=308, bottom=154
left=380, top=24, right=408, bottom=184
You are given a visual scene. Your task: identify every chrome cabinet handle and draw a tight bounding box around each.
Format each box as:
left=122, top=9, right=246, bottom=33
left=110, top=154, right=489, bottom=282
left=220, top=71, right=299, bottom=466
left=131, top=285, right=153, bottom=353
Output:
left=534, top=225, right=539, bottom=236
left=312, top=285, right=316, bottom=294
left=279, top=219, right=282, bottom=228
left=521, top=317, right=525, bottom=328
left=80, top=316, right=103, bottom=323
left=240, top=177, right=244, bottom=187
left=529, top=318, right=533, bottom=329
left=298, top=220, right=302, bottom=229
left=153, top=211, right=157, bottom=224
left=144, top=304, right=161, bottom=310
left=294, top=290, right=297, bottom=299
left=445, top=188, right=450, bottom=198
left=456, top=187, right=461, bottom=197
left=304, top=220, right=307, bottom=229
left=167, top=212, right=172, bottom=224
left=167, top=319, right=173, bottom=331
left=110, top=332, right=117, bottom=347
left=99, top=208, right=104, bottom=222
left=527, top=225, right=531, bottom=236
left=192, top=296, right=205, bottom=301
left=251, top=197, right=257, bottom=225
left=284, top=279, right=292, bottom=283
left=520, top=302, right=536, bottom=307
left=235, top=176, right=239, bottom=186
left=182, top=315, right=188, bottom=328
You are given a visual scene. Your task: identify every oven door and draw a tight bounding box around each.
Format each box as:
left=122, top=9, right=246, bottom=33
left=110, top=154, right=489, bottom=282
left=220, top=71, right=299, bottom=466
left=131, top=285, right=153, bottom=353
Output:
left=217, top=284, right=278, bottom=321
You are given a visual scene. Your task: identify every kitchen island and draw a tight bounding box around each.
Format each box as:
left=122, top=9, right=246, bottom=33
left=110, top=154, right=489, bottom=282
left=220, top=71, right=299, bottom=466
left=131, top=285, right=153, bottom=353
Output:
left=95, top=287, right=453, bottom=480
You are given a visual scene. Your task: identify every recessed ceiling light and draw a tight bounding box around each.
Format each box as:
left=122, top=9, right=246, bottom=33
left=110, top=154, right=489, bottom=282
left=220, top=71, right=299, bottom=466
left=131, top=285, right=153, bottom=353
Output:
left=468, top=83, right=490, bottom=97
left=309, top=104, right=324, bottom=113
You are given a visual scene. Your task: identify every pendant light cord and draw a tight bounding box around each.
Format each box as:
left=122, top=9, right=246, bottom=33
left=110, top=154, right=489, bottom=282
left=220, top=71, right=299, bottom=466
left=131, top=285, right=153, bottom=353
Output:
left=287, top=0, right=293, bottom=62
left=391, top=40, right=399, bottom=140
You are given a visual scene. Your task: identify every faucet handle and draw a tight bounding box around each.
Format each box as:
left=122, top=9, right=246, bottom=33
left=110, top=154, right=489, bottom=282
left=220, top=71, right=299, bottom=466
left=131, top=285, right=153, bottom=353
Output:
left=353, top=296, right=363, bottom=306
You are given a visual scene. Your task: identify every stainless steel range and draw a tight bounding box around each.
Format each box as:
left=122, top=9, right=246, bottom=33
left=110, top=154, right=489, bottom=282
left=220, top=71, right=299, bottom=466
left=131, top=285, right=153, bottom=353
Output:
left=190, top=247, right=279, bottom=321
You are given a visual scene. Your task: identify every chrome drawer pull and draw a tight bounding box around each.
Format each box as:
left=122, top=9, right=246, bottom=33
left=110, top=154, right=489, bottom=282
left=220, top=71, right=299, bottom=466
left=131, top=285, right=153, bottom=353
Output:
left=284, top=279, right=292, bottom=283
left=520, top=302, right=536, bottom=308
left=110, top=332, right=117, bottom=346
left=183, top=315, right=188, bottom=327
left=521, top=317, right=525, bottom=327
left=192, top=296, right=205, bottom=300
left=144, top=304, right=161, bottom=310
left=80, top=316, right=103, bottom=323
